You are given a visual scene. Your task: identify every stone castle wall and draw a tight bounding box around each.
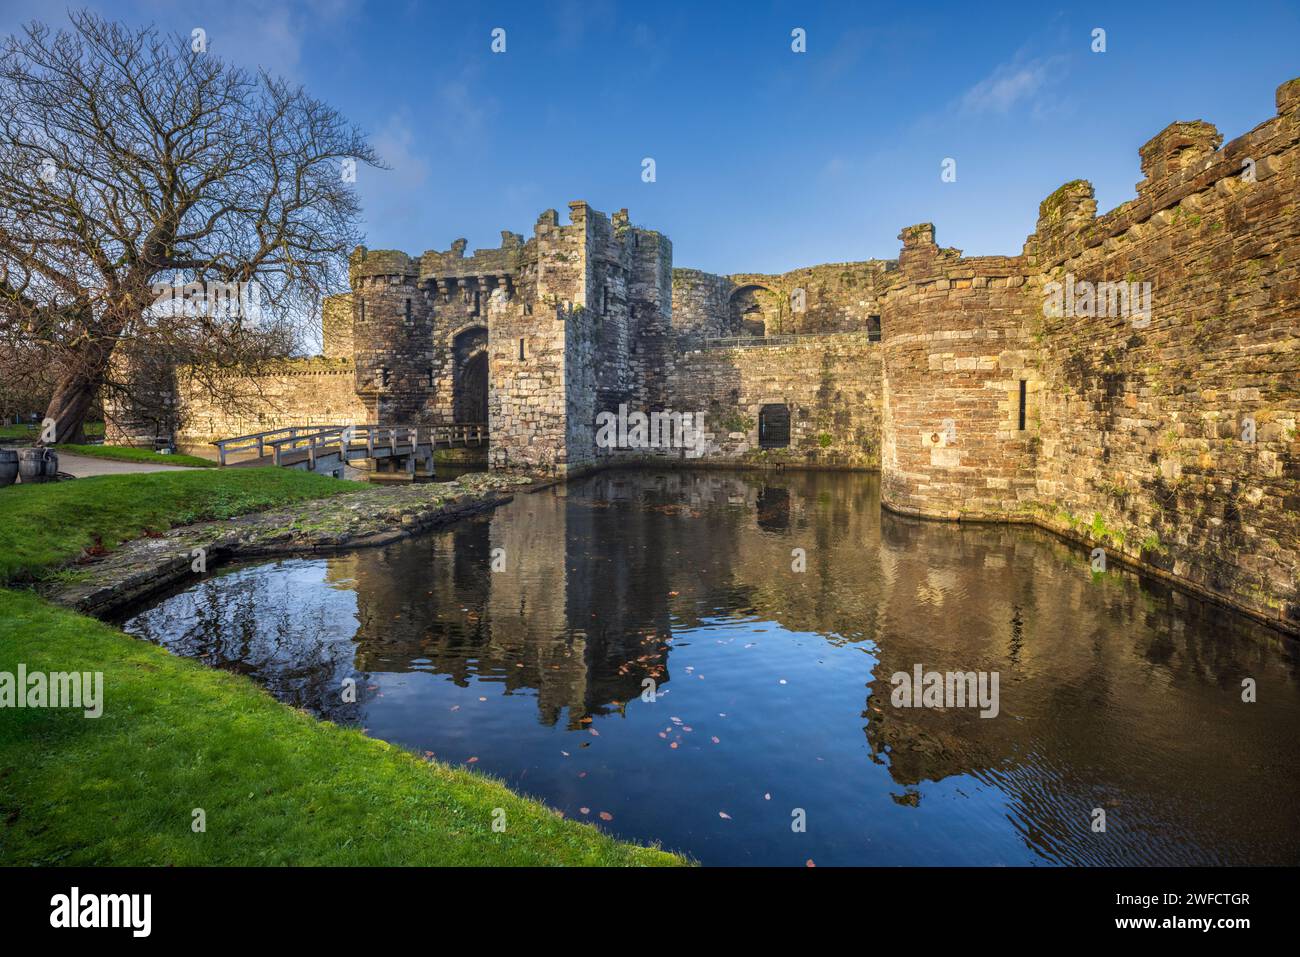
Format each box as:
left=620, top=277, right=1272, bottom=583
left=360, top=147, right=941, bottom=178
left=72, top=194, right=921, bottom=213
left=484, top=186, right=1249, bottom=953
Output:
left=670, top=269, right=735, bottom=339
left=870, top=78, right=1299, bottom=631
left=114, top=76, right=1298, bottom=631
left=1024, top=80, right=1300, bottom=631
left=172, top=358, right=367, bottom=444
left=660, top=335, right=882, bottom=469
left=670, top=262, right=896, bottom=341
left=321, top=293, right=354, bottom=359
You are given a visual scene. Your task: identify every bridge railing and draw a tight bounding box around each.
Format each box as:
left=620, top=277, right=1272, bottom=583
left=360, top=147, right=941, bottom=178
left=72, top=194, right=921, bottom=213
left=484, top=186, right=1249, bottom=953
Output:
left=259, top=423, right=489, bottom=467
left=211, top=425, right=344, bottom=465
left=266, top=427, right=349, bottom=467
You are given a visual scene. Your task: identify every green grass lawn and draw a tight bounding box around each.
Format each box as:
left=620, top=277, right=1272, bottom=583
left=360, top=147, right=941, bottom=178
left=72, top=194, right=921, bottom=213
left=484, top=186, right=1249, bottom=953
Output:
left=0, top=589, right=684, bottom=865
left=0, top=421, right=104, bottom=442
left=53, top=443, right=218, bottom=468
left=0, top=467, right=359, bottom=584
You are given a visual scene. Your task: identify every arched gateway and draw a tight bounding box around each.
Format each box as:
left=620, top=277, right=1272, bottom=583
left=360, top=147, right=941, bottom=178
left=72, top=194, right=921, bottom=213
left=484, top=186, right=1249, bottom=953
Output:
left=451, top=326, right=488, bottom=424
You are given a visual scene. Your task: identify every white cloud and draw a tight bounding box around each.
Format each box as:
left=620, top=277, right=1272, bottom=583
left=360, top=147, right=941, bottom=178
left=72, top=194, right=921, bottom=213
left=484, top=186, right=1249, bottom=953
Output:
left=960, top=56, right=1064, bottom=115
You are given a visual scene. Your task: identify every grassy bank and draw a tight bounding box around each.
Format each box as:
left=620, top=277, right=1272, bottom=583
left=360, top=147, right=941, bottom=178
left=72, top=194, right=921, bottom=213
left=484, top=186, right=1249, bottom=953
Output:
left=0, top=589, right=682, bottom=865
left=53, top=444, right=218, bottom=468
left=0, top=467, right=358, bottom=583
left=0, top=468, right=685, bottom=865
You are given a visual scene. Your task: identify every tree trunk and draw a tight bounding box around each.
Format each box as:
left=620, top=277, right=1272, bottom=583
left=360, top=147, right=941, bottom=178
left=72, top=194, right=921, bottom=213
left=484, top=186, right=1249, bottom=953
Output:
left=41, top=371, right=96, bottom=445
left=40, top=333, right=117, bottom=446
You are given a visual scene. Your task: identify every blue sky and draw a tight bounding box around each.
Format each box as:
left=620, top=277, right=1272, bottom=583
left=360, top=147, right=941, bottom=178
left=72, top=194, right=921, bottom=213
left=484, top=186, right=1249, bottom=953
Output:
left=4, top=1, right=1298, bottom=274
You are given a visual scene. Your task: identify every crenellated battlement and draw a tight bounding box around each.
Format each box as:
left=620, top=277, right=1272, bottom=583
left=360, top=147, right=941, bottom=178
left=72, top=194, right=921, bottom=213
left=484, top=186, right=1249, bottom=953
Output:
left=1028, top=78, right=1299, bottom=267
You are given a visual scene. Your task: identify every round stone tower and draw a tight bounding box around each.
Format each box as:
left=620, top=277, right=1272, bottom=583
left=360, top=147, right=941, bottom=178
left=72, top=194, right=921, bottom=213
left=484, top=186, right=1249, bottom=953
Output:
left=348, top=247, right=436, bottom=424
left=879, top=224, right=1041, bottom=520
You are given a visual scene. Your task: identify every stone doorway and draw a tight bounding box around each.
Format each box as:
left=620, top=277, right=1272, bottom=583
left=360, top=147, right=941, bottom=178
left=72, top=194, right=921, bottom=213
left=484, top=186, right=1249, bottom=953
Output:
left=758, top=403, right=791, bottom=448
left=452, top=326, right=489, bottom=425
left=454, top=349, right=488, bottom=424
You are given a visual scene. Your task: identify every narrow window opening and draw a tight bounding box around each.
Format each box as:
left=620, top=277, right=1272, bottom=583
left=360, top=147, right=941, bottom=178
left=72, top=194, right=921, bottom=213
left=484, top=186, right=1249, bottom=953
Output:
left=867, top=315, right=882, bottom=342
left=358, top=297, right=365, bottom=323
left=602, top=285, right=610, bottom=315
left=519, top=338, right=526, bottom=361
left=472, top=289, right=481, bottom=316
left=1018, top=379, right=1027, bottom=431
left=426, top=366, right=434, bottom=387
left=404, top=298, right=411, bottom=322
left=380, top=366, right=390, bottom=388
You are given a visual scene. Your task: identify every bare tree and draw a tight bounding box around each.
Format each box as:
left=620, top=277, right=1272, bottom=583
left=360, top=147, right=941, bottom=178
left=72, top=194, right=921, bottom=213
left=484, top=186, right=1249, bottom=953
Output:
left=0, top=10, right=381, bottom=443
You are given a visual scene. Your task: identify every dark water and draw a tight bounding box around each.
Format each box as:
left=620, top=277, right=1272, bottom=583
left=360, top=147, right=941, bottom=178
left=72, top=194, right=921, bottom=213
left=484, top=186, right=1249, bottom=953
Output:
left=121, top=469, right=1300, bottom=866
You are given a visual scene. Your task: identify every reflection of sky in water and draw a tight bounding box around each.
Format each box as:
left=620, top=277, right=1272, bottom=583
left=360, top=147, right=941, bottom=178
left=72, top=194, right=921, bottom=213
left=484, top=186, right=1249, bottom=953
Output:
left=123, top=470, right=1300, bottom=866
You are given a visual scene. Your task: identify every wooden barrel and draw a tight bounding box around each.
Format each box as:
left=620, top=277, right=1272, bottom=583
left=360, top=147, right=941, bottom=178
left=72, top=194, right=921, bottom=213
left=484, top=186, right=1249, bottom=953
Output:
left=17, top=447, right=58, bottom=483
left=0, top=449, right=17, bottom=487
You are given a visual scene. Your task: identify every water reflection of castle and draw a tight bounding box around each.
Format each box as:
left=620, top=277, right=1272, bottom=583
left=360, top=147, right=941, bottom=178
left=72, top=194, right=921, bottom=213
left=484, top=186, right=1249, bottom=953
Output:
left=124, top=468, right=1299, bottom=862
left=329, top=469, right=1296, bottom=808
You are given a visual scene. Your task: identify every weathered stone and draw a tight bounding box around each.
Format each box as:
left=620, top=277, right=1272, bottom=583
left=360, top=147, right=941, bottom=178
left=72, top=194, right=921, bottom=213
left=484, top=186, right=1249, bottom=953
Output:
left=102, top=76, right=1300, bottom=634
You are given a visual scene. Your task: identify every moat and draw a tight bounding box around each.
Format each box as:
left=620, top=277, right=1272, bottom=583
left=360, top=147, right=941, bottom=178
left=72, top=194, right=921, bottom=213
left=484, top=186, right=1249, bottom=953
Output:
left=121, top=469, right=1300, bottom=866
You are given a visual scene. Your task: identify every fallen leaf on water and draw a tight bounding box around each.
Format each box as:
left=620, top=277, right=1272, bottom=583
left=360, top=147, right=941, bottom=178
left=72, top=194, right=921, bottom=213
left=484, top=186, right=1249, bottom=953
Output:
left=561, top=751, right=570, bottom=757
left=466, top=756, right=478, bottom=764
left=589, top=728, right=599, bottom=736
left=764, top=793, right=771, bottom=800
left=478, top=696, right=487, bottom=702
left=719, top=812, right=732, bottom=820
left=779, top=679, right=788, bottom=685
left=578, top=771, right=587, bottom=778
left=806, top=859, right=816, bottom=868
left=579, top=807, right=590, bottom=815
left=450, top=705, right=460, bottom=712
left=599, top=811, right=614, bottom=821
left=658, top=732, right=667, bottom=739
left=711, top=736, right=720, bottom=744
left=669, top=741, right=678, bottom=749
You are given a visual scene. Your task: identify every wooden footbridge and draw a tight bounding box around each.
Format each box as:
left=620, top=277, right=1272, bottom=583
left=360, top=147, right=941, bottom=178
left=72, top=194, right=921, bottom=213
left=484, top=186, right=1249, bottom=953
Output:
left=213, top=423, right=487, bottom=478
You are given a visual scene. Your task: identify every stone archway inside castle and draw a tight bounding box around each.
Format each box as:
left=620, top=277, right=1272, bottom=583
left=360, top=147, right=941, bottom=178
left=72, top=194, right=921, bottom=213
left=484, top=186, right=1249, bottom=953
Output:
left=451, top=325, right=489, bottom=424
left=729, top=284, right=779, bottom=337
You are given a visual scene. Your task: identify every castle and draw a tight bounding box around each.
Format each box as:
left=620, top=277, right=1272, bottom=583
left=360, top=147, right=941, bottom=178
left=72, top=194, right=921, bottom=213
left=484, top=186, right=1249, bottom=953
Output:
left=110, top=77, right=1300, bottom=634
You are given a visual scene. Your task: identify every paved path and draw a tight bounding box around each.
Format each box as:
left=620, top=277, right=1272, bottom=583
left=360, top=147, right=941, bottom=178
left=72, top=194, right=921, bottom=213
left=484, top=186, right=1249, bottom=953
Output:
left=52, top=452, right=200, bottom=478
